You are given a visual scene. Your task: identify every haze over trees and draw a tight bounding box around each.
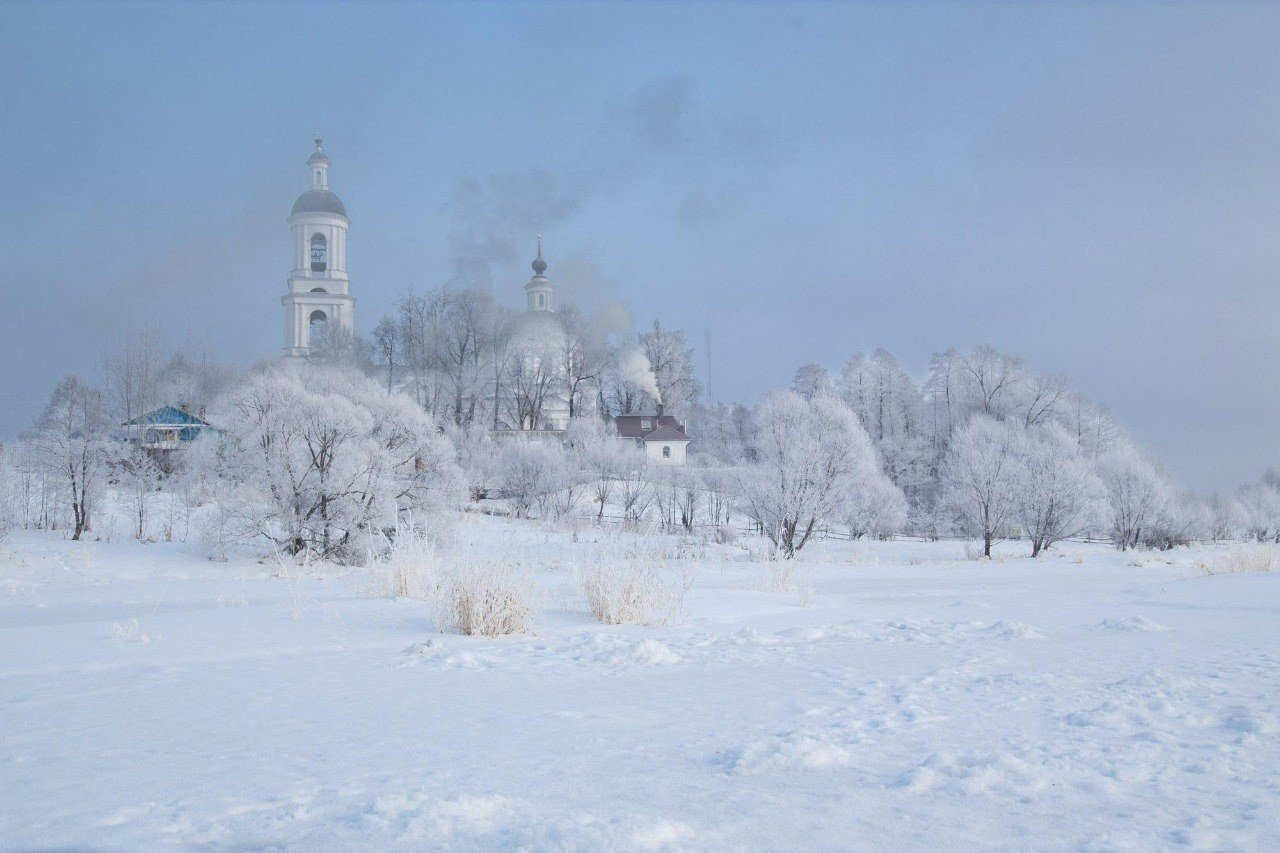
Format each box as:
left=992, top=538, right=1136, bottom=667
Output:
left=0, top=311, right=1273, bottom=564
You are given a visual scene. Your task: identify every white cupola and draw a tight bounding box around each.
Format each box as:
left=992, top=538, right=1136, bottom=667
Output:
left=524, top=236, right=555, bottom=313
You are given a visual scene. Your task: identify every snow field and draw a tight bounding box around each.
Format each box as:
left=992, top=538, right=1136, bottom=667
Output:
left=1, top=519, right=1278, bottom=850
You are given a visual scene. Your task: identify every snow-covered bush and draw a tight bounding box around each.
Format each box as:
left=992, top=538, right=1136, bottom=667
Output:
left=495, top=440, right=570, bottom=519
left=192, top=487, right=255, bottom=562
left=843, top=472, right=908, bottom=540
left=376, top=528, right=534, bottom=636
left=738, top=391, right=883, bottom=558
left=450, top=424, right=499, bottom=502
left=209, top=364, right=461, bottom=562
left=432, top=557, right=535, bottom=637
left=1140, top=493, right=1212, bottom=550
left=1205, top=543, right=1279, bottom=575
left=577, top=540, right=694, bottom=626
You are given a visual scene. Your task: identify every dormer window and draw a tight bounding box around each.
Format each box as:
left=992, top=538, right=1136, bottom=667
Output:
left=310, top=233, right=327, bottom=272
left=641, top=419, right=651, bottom=430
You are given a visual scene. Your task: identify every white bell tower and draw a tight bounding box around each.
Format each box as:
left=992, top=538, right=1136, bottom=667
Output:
left=282, top=137, right=355, bottom=356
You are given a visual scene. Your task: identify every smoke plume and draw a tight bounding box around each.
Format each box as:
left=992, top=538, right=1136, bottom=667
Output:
left=618, top=348, right=661, bottom=403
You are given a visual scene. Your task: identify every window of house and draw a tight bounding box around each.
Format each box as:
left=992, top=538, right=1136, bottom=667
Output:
left=662, top=446, right=671, bottom=458
left=641, top=419, right=651, bottom=430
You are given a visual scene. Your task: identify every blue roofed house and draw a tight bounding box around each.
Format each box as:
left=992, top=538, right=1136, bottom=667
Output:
left=122, top=406, right=215, bottom=452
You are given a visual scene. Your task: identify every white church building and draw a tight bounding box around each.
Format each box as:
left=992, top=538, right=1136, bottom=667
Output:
left=282, top=138, right=355, bottom=356
left=272, top=137, right=691, bottom=461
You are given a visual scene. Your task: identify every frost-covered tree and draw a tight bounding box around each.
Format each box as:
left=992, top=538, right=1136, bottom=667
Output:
left=370, top=317, right=399, bottom=391
left=739, top=392, right=882, bottom=558
left=309, top=323, right=368, bottom=369
left=839, top=349, right=931, bottom=504
left=958, top=345, right=1025, bottom=419
left=939, top=415, right=1021, bottom=558
left=566, top=415, right=635, bottom=520
left=30, top=375, right=110, bottom=540
left=114, top=441, right=163, bottom=541
left=495, top=440, right=570, bottom=519
left=1142, top=493, right=1211, bottom=550
left=556, top=305, right=607, bottom=420
left=638, top=320, right=700, bottom=421
left=1013, top=422, right=1105, bottom=556
left=842, top=472, right=908, bottom=540
left=687, top=401, right=755, bottom=464
left=101, top=326, right=165, bottom=430
left=791, top=363, right=833, bottom=401
left=213, top=365, right=459, bottom=561
left=449, top=423, right=500, bottom=502
left=1236, top=477, right=1280, bottom=543
left=1097, top=442, right=1175, bottom=551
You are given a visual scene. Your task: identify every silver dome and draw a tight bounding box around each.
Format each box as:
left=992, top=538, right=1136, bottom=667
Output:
left=291, top=189, right=348, bottom=217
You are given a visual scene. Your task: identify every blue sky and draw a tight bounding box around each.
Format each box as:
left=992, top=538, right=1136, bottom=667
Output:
left=1, top=1, right=1277, bottom=490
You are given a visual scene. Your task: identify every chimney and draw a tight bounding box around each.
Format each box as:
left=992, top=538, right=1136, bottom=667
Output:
left=657, top=403, right=665, bottom=418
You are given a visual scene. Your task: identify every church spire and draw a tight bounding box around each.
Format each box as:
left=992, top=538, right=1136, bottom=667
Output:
left=525, top=235, right=554, bottom=312
left=532, top=233, right=548, bottom=275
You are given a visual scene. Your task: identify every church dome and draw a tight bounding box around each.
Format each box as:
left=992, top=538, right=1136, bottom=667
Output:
left=504, top=304, right=565, bottom=349
left=291, top=189, right=348, bottom=218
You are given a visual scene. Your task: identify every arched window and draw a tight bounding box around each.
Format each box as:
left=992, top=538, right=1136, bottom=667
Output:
left=309, top=309, right=328, bottom=325
left=310, top=233, right=328, bottom=272
left=662, top=446, right=671, bottom=458
left=309, top=287, right=327, bottom=293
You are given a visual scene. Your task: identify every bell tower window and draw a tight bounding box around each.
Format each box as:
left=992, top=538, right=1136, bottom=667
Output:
left=310, top=233, right=327, bottom=272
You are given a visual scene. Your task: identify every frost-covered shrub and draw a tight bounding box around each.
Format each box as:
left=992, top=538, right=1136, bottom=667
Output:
left=577, top=541, right=694, bottom=626
left=192, top=489, right=256, bottom=562
left=1140, top=493, right=1212, bottom=551
left=495, top=441, right=570, bottom=519
left=1205, top=543, right=1279, bottom=575
left=433, top=558, right=535, bottom=637
left=377, top=529, right=535, bottom=636
left=714, top=524, right=739, bottom=546
left=450, top=424, right=499, bottom=502
left=844, top=474, right=908, bottom=540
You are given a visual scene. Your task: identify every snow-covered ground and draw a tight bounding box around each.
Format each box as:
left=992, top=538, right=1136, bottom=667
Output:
left=2, top=518, right=1278, bottom=850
